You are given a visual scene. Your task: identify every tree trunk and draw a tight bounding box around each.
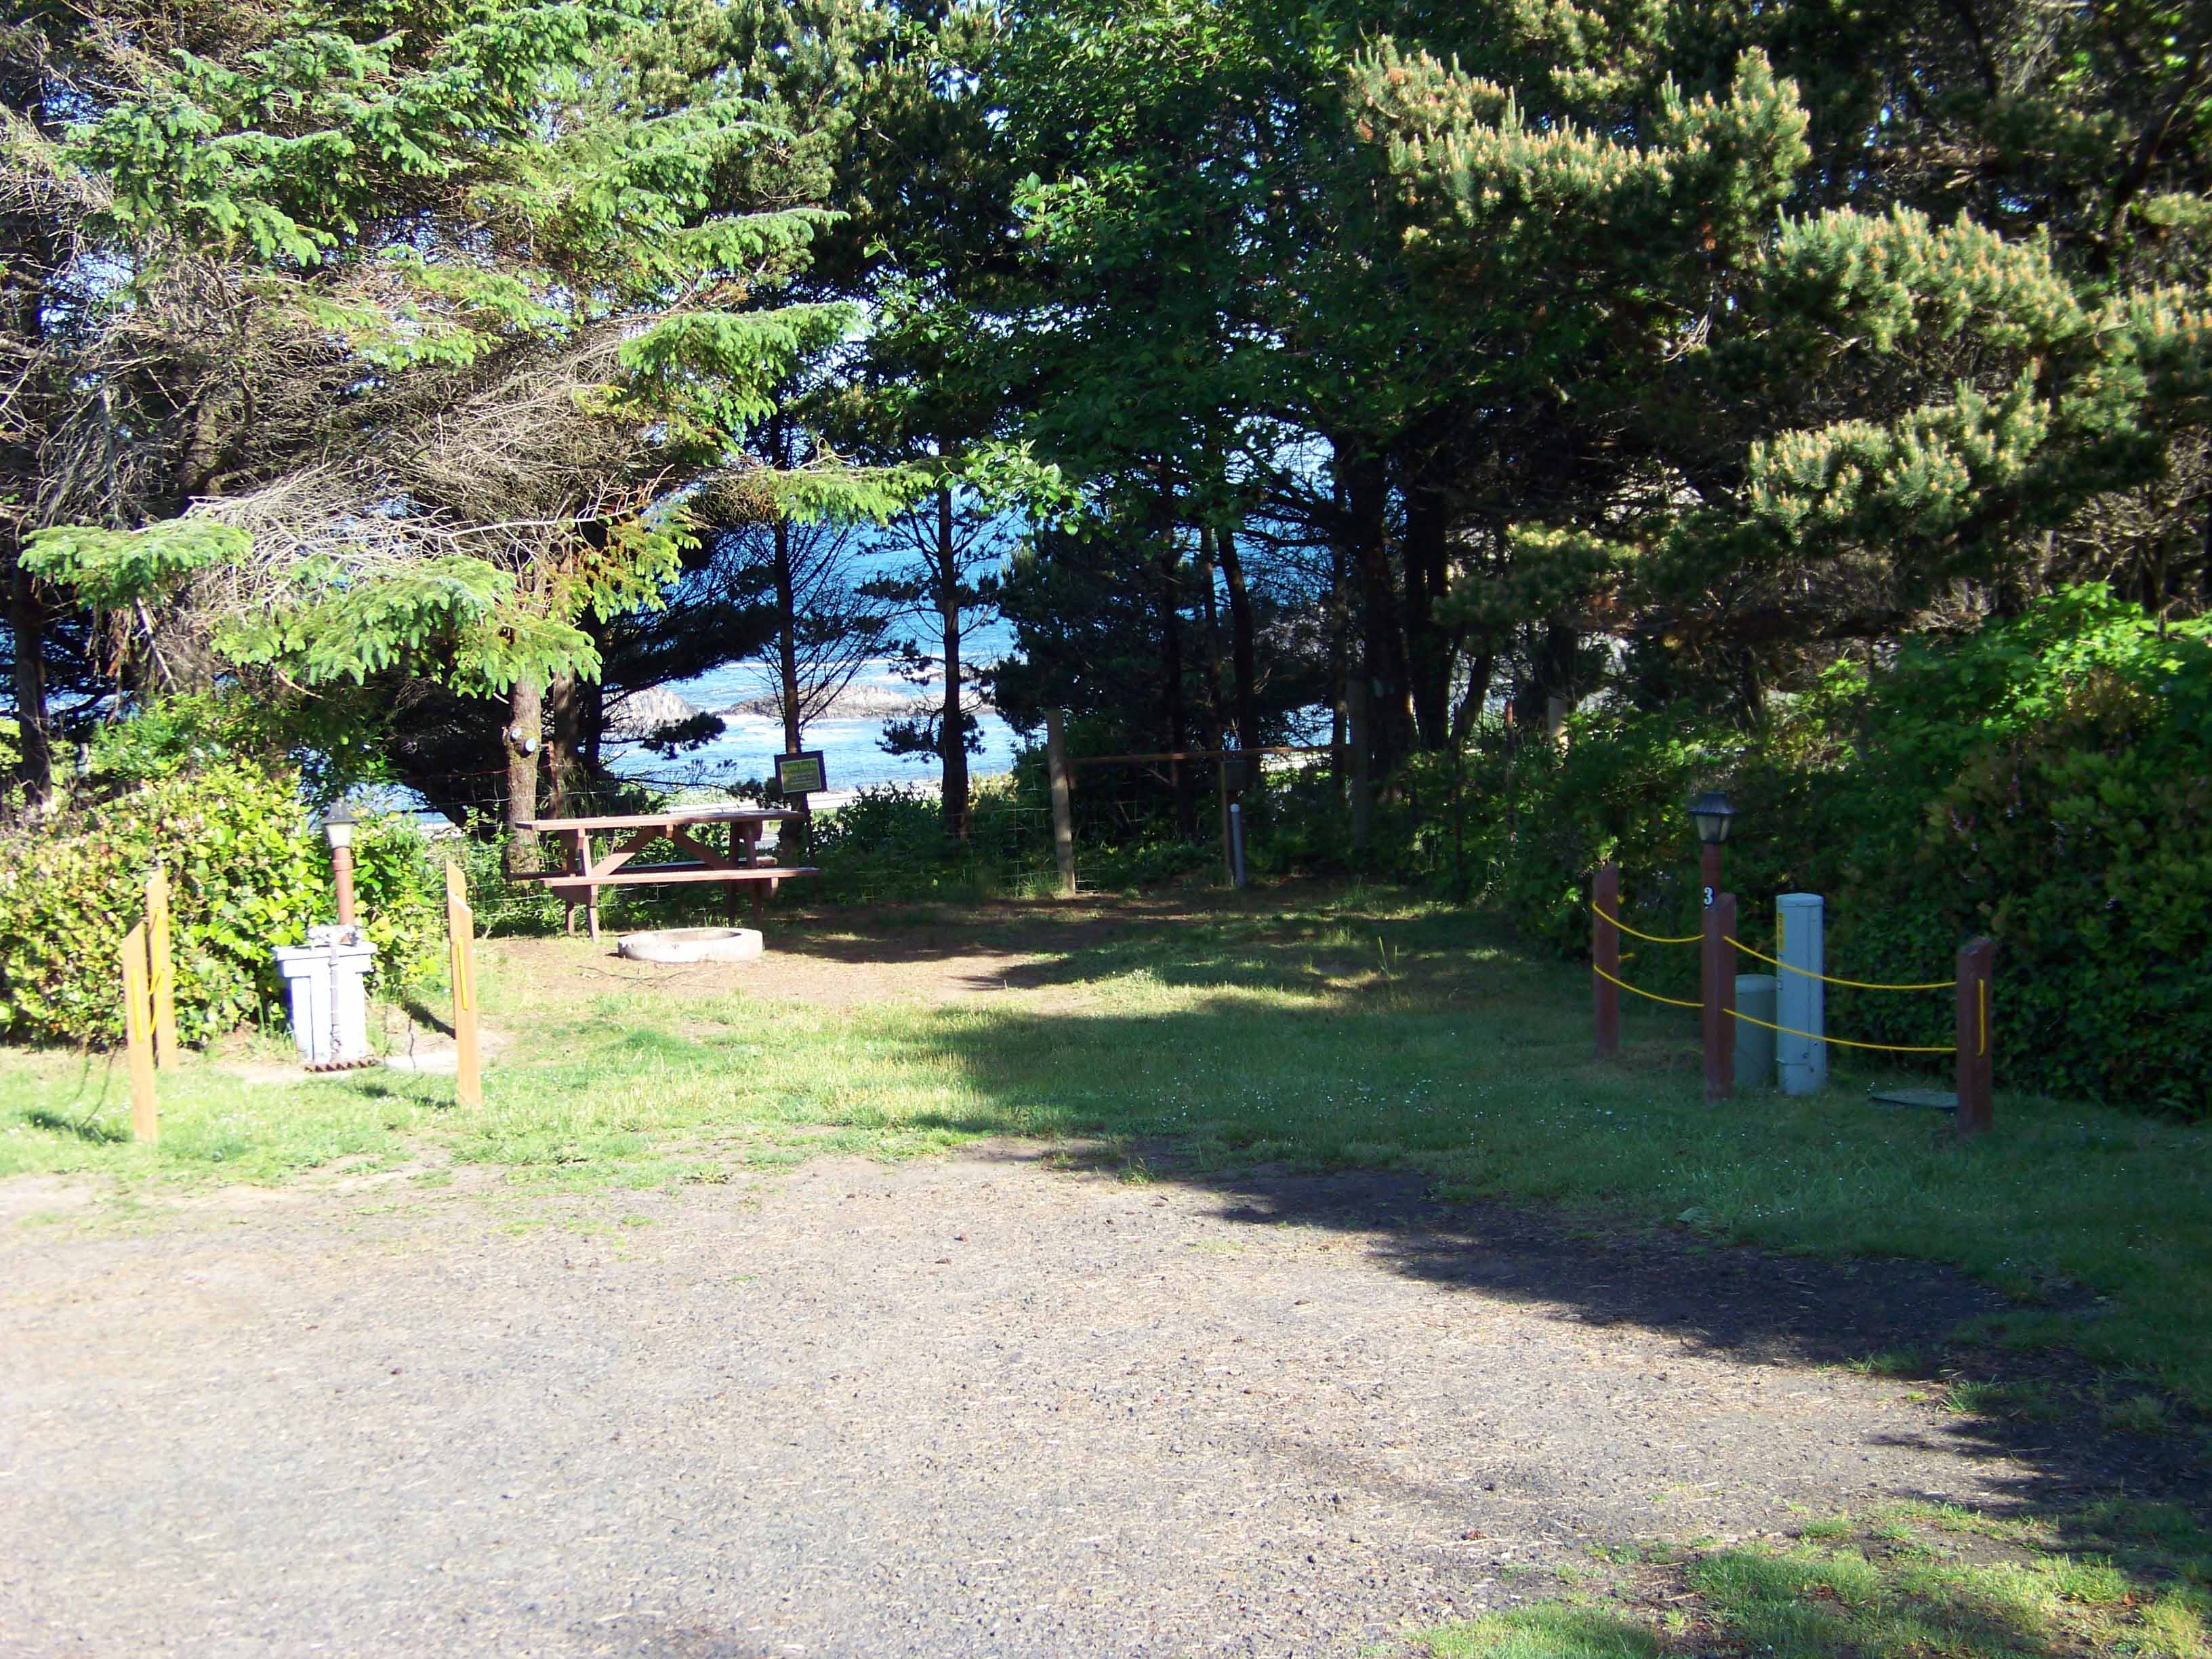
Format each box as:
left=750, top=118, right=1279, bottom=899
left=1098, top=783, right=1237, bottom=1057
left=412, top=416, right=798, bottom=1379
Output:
left=8, top=562, right=52, bottom=808
left=505, top=674, right=544, bottom=867
left=937, top=488, right=969, bottom=840
left=774, top=516, right=802, bottom=755
left=1451, top=652, right=1494, bottom=747
left=546, top=668, right=586, bottom=819
left=1402, top=474, right=1454, bottom=751
left=1513, top=621, right=1580, bottom=733
left=1196, top=526, right=1229, bottom=748
left=1339, top=440, right=1411, bottom=781
left=1157, top=529, right=1194, bottom=839
left=1217, top=524, right=1261, bottom=754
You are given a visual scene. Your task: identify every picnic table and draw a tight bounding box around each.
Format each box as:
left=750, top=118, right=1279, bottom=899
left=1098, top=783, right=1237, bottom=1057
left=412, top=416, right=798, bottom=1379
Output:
left=512, top=806, right=817, bottom=940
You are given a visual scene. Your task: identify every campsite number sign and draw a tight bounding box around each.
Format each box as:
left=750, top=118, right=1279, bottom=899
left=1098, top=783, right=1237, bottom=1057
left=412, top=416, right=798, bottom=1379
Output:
left=776, top=750, right=828, bottom=798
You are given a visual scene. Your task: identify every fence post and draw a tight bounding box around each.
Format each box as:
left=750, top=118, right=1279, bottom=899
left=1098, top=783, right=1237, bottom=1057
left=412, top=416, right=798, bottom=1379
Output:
left=1954, top=937, right=1995, bottom=1136
left=1347, top=678, right=1372, bottom=851
left=1228, top=802, right=1246, bottom=889
left=446, top=861, right=481, bottom=1111
left=1045, top=708, right=1076, bottom=899
left=1593, top=861, right=1620, bottom=1059
left=121, top=922, right=158, bottom=1142
left=146, top=867, right=178, bottom=1071
left=1702, top=893, right=1736, bottom=1103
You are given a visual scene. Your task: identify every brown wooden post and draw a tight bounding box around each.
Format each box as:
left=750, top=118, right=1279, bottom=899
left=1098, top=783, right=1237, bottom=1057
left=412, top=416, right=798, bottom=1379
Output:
left=1347, top=678, right=1372, bottom=851
left=120, top=922, right=158, bottom=1142
left=146, top=867, right=178, bottom=1071
left=1593, top=861, right=1621, bottom=1059
left=1215, top=757, right=1234, bottom=886
left=1954, top=937, right=1995, bottom=1136
left=1702, top=892, right=1736, bottom=1103
left=1045, top=708, right=1076, bottom=898
left=446, top=862, right=482, bottom=1110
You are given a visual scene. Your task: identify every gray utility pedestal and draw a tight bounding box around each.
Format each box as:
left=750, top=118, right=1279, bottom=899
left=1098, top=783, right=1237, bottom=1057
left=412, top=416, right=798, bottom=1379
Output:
left=274, top=925, right=377, bottom=1069
left=1734, top=974, right=1778, bottom=1089
left=1776, top=893, right=1828, bottom=1093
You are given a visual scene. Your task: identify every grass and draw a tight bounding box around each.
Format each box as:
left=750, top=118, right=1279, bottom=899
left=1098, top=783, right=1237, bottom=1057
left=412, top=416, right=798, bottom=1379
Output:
left=1422, top=1503, right=2212, bottom=1659
left=1, top=886, right=2209, bottom=1407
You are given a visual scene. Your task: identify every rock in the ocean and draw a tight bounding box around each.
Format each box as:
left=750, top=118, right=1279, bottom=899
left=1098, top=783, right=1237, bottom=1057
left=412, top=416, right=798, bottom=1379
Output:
left=605, top=685, right=713, bottom=737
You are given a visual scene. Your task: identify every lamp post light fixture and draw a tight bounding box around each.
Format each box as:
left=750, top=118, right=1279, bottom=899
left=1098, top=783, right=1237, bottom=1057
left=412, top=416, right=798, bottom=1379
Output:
left=323, top=801, right=358, bottom=927
left=1687, top=787, right=1736, bottom=907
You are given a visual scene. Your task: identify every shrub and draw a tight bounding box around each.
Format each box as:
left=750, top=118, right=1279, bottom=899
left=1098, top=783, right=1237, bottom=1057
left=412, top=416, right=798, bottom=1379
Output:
left=1452, top=589, right=2212, bottom=1114
left=0, top=762, right=323, bottom=1046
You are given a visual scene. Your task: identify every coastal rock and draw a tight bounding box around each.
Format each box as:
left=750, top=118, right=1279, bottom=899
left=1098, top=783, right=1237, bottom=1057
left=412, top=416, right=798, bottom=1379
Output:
left=719, top=684, right=920, bottom=721
left=605, top=685, right=712, bottom=737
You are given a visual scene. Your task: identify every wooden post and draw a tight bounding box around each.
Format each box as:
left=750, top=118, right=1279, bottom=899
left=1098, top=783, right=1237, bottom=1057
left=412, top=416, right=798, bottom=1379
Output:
left=1045, top=708, right=1076, bottom=898
left=1347, top=678, right=1372, bottom=851
left=1215, top=756, right=1234, bottom=886
left=1702, top=892, right=1736, bottom=1103
left=446, top=862, right=481, bottom=1110
left=121, top=922, right=158, bottom=1142
left=1593, top=861, right=1620, bottom=1059
left=1954, top=937, right=1995, bottom=1136
left=146, top=867, right=178, bottom=1071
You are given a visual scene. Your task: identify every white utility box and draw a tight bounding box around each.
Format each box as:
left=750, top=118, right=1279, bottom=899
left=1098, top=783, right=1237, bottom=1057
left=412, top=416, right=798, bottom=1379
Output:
left=274, top=924, right=377, bottom=1069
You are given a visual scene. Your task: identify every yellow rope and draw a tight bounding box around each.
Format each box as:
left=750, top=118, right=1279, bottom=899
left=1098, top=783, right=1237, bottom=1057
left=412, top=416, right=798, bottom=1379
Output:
left=1591, top=962, right=1703, bottom=1010
left=1589, top=904, right=1701, bottom=946
left=1724, top=936, right=1954, bottom=992
left=1725, top=1005, right=1955, bottom=1054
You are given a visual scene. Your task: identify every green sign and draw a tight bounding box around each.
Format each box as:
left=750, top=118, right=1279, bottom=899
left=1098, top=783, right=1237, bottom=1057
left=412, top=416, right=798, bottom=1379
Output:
left=775, top=750, right=827, bottom=796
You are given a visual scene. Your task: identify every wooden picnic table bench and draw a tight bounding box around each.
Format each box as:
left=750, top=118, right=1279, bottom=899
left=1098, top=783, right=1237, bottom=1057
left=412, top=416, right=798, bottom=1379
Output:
left=512, top=806, right=816, bottom=940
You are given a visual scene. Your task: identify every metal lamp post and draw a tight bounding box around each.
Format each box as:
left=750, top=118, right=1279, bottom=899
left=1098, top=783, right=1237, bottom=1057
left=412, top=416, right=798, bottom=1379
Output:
left=1687, top=788, right=1736, bottom=908
left=323, top=802, right=358, bottom=927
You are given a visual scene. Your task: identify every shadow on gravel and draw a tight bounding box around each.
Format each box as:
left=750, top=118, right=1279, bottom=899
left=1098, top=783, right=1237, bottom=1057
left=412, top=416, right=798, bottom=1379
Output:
left=1094, top=1155, right=2207, bottom=1528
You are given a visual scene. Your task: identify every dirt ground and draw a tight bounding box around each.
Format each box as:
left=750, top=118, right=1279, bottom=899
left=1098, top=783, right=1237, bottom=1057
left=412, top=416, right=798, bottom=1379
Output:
left=0, top=1141, right=2105, bottom=1659
left=0, top=911, right=2163, bottom=1658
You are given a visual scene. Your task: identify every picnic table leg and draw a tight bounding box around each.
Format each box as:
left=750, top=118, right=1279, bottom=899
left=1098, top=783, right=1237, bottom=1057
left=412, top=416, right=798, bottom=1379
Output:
left=572, top=827, right=601, bottom=943
left=743, top=824, right=764, bottom=922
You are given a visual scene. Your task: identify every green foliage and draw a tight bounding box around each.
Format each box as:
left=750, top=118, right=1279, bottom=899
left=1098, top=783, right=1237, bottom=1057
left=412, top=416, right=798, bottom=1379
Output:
left=20, top=521, right=253, bottom=609
left=808, top=781, right=1055, bottom=902
left=347, top=813, right=450, bottom=995
left=1450, top=591, right=2212, bottom=1113
left=0, top=763, right=321, bottom=1046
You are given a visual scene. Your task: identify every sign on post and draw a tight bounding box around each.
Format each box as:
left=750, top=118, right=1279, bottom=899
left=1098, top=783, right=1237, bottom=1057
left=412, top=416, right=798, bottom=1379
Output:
left=775, top=750, right=827, bottom=798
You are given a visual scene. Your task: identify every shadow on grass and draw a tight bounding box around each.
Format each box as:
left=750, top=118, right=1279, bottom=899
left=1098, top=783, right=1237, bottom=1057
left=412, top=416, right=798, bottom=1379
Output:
left=24, top=1108, right=129, bottom=1145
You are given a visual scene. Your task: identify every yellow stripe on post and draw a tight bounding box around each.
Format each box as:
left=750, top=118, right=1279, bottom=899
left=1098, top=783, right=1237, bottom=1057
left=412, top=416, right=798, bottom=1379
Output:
left=121, top=922, right=158, bottom=1143
left=447, top=863, right=481, bottom=1110
left=146, top=867, right=178, bottom=1070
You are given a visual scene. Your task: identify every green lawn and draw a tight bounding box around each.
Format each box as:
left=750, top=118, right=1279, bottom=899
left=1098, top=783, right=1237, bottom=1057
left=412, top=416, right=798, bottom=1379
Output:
left=3, top=888, right=2209, bottom=1412
left=1426, top=1502, right=2211, bottom=1659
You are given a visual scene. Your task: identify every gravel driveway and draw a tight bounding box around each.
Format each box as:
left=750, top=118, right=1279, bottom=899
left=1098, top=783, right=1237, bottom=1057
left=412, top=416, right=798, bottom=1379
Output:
left=1, top=1145, right=2059, bottom=1658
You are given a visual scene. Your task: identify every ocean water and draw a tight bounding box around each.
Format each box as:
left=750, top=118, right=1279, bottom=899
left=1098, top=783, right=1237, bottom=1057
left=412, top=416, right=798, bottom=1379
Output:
left=604, top=658, right=1023, bottom=794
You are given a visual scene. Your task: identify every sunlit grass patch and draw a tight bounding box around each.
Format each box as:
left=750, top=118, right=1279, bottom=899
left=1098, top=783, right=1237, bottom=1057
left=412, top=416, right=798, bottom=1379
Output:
left=1426, top=1507, right=2212, bottom=1659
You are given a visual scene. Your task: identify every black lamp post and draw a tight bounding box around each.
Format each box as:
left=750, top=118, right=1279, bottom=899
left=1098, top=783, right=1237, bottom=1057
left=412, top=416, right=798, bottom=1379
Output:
left=323, top=802, right=358, bottom=927
left=1687, top=788, right=1736, bottom=907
